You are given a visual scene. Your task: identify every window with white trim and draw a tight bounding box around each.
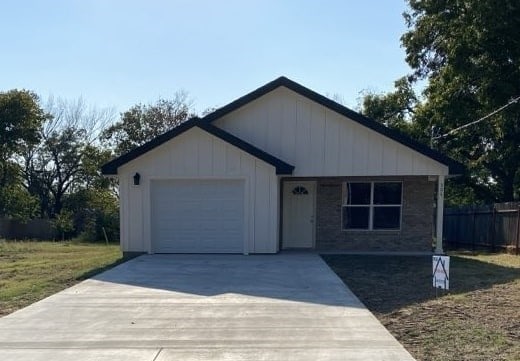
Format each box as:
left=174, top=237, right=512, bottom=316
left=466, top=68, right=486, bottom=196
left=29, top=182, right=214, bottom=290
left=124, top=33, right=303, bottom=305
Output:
left=342, top=182, right=402, bottom=230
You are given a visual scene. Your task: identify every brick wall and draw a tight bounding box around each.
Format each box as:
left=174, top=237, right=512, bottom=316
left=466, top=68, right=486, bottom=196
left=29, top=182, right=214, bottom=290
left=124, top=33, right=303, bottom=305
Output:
left=315, top=176, right=434, bottom=252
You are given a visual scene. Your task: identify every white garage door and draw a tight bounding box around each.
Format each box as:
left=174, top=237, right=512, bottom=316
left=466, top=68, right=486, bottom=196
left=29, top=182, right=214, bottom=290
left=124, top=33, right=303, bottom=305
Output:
left=151, top=179, right=245, bottom=253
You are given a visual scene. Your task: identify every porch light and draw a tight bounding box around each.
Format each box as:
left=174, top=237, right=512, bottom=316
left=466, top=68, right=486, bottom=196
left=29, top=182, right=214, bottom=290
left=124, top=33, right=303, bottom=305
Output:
left=133, top=172, right=141, bottom=186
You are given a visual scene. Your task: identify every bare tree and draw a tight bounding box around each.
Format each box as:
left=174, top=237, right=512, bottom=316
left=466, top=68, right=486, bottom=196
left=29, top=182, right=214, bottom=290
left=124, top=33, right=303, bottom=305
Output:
left=44, top=96, right=115, bottom=145
left=21, top=97, right=116, bottom=217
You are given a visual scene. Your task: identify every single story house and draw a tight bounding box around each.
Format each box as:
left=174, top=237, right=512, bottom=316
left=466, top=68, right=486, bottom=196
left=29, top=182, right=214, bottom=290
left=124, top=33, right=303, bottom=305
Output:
left=102, top=76, right=463, bottom=255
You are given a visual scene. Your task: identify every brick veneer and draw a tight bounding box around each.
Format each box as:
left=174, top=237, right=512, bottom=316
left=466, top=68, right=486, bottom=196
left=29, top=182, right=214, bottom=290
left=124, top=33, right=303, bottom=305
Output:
left=315, top=176, right=434, bottom=252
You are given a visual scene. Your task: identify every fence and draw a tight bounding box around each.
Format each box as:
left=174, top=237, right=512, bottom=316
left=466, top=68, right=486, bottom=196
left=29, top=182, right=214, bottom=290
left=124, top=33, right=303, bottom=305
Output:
left=444, top=202, right=520, bottom=254
left=0, top=218, right=56, bottom=240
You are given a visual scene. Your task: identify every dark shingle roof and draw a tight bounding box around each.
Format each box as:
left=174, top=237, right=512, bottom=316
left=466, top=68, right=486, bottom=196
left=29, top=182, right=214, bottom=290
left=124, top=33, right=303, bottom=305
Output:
left=102, top=76, right=464, bottom=175
left=202, top=76, right=464, bottom=175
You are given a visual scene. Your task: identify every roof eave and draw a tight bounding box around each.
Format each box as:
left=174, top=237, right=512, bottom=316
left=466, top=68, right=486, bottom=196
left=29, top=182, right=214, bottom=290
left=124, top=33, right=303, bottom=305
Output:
left=202, top=76, right=465, bottom=175
left=196, top=122, right=294, bottom=175
left=100, top=117, right=295, bottom=176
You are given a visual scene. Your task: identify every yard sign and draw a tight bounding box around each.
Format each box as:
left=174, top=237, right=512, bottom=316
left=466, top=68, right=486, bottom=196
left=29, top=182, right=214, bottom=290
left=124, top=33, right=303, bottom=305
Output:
left=432, top=255, right=450, bottom=290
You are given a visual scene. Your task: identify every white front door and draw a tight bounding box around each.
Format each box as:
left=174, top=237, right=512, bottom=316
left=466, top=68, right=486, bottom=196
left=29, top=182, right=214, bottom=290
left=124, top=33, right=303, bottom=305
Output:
left=282, top=181, right=316, bottom=249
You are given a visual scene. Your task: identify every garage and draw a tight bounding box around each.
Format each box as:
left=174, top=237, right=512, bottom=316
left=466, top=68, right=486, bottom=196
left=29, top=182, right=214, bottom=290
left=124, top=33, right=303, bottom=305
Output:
left=102, top=120, right=293, bottom=254
left=151, top=179, right=245, bottom=253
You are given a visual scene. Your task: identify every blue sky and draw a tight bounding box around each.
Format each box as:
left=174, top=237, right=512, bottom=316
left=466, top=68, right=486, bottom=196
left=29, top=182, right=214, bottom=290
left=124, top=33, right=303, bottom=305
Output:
left=1, top=1, right=411, bottom=115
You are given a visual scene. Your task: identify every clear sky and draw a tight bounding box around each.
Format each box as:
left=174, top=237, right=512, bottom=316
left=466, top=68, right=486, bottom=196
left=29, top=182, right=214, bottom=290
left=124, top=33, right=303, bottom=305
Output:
left=1, top=0, right=411, bottom=115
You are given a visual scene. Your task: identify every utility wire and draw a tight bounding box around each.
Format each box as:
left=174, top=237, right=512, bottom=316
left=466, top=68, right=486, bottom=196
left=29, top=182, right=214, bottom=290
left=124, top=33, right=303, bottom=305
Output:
left=432, top=95, right=520, bottom=140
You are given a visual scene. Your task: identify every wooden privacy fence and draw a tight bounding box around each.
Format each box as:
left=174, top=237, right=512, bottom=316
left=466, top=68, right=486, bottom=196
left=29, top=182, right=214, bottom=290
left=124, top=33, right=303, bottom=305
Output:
left=0, top=218, right=56, bottom=240
left=444, top=202, right=520, bottom=254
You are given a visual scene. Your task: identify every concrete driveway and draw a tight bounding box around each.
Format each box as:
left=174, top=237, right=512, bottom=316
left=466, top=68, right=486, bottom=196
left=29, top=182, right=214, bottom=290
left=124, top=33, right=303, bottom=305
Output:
left=0, top=253, right=415, bottom=361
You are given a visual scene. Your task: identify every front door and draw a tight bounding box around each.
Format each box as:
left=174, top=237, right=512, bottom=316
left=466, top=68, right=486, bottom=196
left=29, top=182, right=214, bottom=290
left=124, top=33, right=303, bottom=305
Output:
left=282, top=181, right=316, bottom=248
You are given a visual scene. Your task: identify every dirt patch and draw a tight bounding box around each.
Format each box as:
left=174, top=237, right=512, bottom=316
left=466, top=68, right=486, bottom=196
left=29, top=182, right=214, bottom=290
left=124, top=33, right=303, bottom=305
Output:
left=322, top=253, right=520, bottom=361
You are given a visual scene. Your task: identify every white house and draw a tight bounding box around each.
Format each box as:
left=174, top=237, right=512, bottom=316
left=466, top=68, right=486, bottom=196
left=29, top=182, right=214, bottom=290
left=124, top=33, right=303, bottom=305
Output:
left=102, top=77, right=463, bottom=255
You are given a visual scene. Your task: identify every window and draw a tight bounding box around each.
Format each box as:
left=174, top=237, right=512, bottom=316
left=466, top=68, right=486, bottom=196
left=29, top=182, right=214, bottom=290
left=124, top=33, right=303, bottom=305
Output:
left=292, top=186, right=309, bottom=195
left=342, top=182, right=402, bottom=230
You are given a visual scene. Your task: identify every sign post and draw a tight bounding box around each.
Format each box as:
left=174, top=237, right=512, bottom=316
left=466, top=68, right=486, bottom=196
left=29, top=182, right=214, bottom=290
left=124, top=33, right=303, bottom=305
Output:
left=432, top=255, right=450, bottom=290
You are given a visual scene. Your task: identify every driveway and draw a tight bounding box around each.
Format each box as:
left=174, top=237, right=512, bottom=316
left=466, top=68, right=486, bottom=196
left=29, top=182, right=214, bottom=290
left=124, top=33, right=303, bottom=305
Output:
left=0, top=253, right=415, bottom=360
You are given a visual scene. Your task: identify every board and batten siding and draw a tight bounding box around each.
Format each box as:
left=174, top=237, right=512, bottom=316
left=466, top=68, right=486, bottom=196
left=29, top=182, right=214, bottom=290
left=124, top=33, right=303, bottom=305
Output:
left=118, top=127, right=279, bottom=254
left=214, top=87, right=449, bottom=177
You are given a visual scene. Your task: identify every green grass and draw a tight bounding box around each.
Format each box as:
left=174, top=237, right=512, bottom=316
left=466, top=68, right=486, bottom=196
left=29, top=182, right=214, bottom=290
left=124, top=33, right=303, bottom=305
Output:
left=0, top=240, right=123, bottom=316
left=322, top=253, right=520, bottom=361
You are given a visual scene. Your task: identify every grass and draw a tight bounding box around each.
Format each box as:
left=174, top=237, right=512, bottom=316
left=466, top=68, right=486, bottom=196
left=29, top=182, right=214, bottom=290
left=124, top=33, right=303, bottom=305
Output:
left=322, top=253, right=520, bottom=361
left=1, top=241, right=517, bottom=360
left=0, top=240, right=123, bottom=316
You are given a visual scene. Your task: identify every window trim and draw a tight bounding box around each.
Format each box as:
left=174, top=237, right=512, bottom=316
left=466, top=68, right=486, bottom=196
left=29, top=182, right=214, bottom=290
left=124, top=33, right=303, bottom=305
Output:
left=341, top=181, right=403, bottom=231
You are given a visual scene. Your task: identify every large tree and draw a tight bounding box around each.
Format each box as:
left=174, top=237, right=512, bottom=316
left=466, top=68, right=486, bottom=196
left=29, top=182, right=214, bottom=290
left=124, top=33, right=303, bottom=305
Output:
left=361, top=77, right=417, bottom=132
left=22, top=98, right=115, bottom=218
left=102, top=92, right=194, bottom=155
left=361, top=0, right=520, bottom=203
left=0, top=90, right=47, bottom=219
left=0, top=90, right=47, bottom=161
left=402, top=0, right=520, bottom=202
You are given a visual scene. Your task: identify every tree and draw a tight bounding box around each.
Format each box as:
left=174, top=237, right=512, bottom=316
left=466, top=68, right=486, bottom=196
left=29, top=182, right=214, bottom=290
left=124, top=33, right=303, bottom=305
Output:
left=22, top=98, right=115, bottom=218
left=0, top=90, right=48, bottom=219
left=102, top=92, right=194, bottom=155
left=0, top=90, right=118, bottom=237
left=51, top=209, right=74, bottom=241
left=0, top=184, right=38, bottom=222
left=43, top=96, right=114, bottom=145
left=63, top=145, right=119, bottom=241
left=0, top=90, right=47, bottom=162
left=399, top=0, right=520, bottom=202
left=360, top=77, right=417, bottom=132
left=63, top=187, right=119, bottom=242
left=34, top=127, right=87, bottom=217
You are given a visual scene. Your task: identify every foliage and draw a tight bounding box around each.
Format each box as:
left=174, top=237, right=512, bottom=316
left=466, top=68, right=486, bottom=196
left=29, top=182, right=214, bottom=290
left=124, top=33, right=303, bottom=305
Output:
left=0, top=184, right=39, bottom=222
left=360, top=77, right=417, bottom=132
left=51, top=209, right=74, bottom=240
left=0, top=90, right=48, bottom=218
left=361, top=1, right=520, bottom=204
left=79, top=145, right=115, bottom=190
left=20, top=99, right=117, bottom=226
left=102, top=92, right=194, bottom=155
left=35, top=127, right=87, bottom=216
left=0, top=90, right=47, bottom=162
left=64, top=188, right=119, bottom=242
left=0, top=88, right=195, bottom=240
left=403, top=0, right=520, bottom=202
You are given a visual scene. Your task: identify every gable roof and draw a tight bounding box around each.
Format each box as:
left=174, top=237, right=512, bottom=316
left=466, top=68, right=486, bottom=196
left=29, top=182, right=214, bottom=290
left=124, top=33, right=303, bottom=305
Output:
left=101, top=117, right=294, bottom=175
left=102, top=76, right=464, bottom=176
left=202, top=76, right=464, bottom=175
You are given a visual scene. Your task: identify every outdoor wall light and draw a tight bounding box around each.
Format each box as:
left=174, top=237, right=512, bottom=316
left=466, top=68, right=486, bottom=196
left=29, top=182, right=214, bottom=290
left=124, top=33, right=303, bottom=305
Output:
left=133, top=172, right=141, bottom=186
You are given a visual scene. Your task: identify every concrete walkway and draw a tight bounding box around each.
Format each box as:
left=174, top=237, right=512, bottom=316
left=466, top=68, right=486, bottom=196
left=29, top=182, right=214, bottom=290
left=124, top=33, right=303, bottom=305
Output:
left=0, top=253, right=415, bottom=360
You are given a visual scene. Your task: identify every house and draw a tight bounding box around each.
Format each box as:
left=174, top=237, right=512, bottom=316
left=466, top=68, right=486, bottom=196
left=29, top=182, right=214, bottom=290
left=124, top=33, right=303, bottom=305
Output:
left=101, top=77, right=463, bottom=255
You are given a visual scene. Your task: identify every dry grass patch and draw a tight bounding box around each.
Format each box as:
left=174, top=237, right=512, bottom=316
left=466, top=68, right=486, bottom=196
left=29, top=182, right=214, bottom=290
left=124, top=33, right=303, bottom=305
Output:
left=322, top=253, right=520, bottom=361
left=0, top=240, right=123, bottom=316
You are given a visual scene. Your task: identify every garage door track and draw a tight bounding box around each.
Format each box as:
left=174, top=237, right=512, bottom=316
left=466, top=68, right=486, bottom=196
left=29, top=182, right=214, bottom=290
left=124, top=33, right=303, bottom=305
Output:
left=0, top=253, right=415, bottom=360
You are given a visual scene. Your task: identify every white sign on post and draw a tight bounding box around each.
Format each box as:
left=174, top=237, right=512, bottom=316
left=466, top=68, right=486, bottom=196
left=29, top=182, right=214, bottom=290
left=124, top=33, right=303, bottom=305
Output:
left=432, top=255, right=450, bottom=290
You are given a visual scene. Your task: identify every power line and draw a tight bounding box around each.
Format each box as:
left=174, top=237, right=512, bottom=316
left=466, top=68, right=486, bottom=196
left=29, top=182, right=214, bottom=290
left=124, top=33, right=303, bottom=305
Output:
left=432, top=95, right=520, bottom=140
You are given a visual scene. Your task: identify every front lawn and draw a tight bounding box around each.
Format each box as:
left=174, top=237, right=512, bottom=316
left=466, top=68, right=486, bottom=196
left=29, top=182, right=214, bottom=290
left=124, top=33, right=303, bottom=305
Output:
left=323, top=253, right=520, bottom=361
left=0, top=240, right=123, bottom=316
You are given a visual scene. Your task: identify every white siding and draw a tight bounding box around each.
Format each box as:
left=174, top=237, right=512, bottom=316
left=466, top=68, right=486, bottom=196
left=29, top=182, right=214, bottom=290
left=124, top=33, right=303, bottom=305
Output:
left=118, top=127, right=279, bottom=254
left=214, top=87, right=450, bottom=176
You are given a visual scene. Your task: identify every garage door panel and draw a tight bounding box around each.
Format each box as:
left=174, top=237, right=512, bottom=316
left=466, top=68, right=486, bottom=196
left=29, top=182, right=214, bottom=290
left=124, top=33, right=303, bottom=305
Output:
left=151, top=179, right=245, bottom=253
